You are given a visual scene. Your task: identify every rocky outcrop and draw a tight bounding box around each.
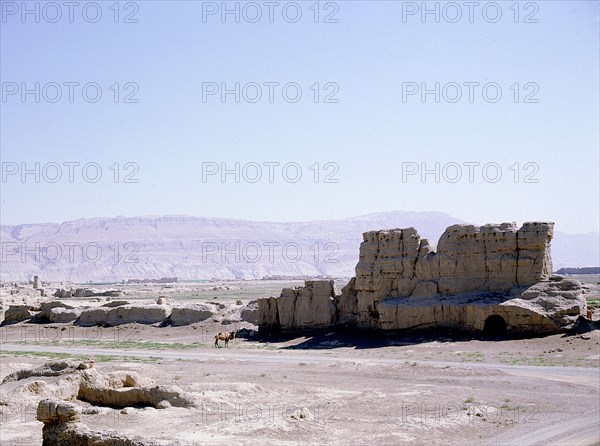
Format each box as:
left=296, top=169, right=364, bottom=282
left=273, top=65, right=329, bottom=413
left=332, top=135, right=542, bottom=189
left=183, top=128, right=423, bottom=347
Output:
left=102, top=300, right=130, bottom=308
left=31, top=301, right=81, bottom=323
left=52, top=288, right=121, bottom=299
left=74, top=288, right=121, bottom=297
left=77, top=307, right=111, bottom=326
left=54, top=288, right=74, bottom=298
left=376, top=278, right=585, bottom=333
left=48, top=307, right=82, bottom=323
left=104, top=304, right=168, bottom=326
left=509, top=276, right=586, bottom=326
left=77, top=368, right=195, bottom=409
left=38, top=301, right=75, bottom=318
left=168, top=304, right=215, bottom=326
left=241, top=300, right=259, bottom=325
left=258, top=280, right=336, bottom=332
left=5, top=361, right=192, bottom=412
left=37, top=399, right=157, bottom=446
left=5, top=363, right=188, bottom=445
left=2, top=360, right=94, bottom=383
left=1, top=305, right=32, bottom=325
left=17, top=297, right=244, bottom=327
left=37, top=398, right=81, bottom=423
left=352, top=222, right=554, bottom=327
left=258, top=222, right=586, bottom=335
left=335, top=277, right=358, bottom=326
left=77, top=305, right=169, bottom=327
left=73, top=288, right=97, bottom=297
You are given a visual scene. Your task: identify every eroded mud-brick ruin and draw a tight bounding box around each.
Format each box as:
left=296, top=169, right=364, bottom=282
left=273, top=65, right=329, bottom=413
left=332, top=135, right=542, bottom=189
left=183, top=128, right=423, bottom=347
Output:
left=258, top=222, right=588, bottom=336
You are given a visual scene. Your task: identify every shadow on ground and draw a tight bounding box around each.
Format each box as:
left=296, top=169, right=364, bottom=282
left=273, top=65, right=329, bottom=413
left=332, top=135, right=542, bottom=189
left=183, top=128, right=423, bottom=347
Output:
left=242, top=327, right=521, bottom=350
left=237, top=317, right=600, bottom=350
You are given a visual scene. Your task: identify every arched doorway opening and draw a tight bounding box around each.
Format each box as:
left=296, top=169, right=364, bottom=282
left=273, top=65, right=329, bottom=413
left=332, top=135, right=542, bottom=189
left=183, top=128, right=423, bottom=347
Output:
left=483, top=315, right=507, bottom=337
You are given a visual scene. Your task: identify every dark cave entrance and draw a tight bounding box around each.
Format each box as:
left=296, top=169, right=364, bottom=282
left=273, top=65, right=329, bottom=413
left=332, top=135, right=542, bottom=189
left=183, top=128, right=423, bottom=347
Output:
left=483, top=315, right=507, bottom=337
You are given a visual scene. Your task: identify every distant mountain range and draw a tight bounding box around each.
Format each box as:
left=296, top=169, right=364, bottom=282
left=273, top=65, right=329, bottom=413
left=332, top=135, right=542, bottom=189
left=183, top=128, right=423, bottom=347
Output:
left=1, top=211, right=597, bottom=282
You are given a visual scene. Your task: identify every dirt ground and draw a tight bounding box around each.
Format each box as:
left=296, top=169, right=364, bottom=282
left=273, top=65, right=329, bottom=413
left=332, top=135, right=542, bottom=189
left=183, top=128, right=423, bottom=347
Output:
left=1, top=277, right=598, bottom=445
left=1, top=322, right=599, bottom=446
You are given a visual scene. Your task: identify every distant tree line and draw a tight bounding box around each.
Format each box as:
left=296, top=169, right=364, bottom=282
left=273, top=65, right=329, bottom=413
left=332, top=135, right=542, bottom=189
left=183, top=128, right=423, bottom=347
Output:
left=555, top=267, right=600, bottom=275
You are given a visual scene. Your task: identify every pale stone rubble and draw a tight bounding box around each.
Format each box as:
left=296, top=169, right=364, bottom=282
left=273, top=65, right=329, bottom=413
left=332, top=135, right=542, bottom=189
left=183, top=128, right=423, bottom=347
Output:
left=0, top=280, right=262, bottom=327
left=54, top=288, right=122, bottom=298
left=77, top=368, right=195, bottom=409
left=0, top=360, right=194, bottom=445
left=258, top=222, right=588, bottom=335
left=2, top=304, right=32, bottom=324
left=240, top=300, right=259, bottom=324
left=1, top=298, right=254, bottom=327
left=258, top=281, right=336, bottom=331
left=37, top=399, right=160, bottom=446
left=168, top=303, right=216, bottom=326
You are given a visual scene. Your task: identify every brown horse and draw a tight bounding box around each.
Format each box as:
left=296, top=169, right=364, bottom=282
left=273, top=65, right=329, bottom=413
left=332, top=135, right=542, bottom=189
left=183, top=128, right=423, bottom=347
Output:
left=214, top=331, right=235, bottom=348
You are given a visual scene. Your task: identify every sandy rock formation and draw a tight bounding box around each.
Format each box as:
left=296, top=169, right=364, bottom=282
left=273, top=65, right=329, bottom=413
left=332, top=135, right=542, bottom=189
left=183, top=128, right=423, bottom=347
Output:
left=77, top=304, right=169, bottom=326
left=77, top=307, right=111, bottom=326
left=102, top=300, right=130, bottom=307
left=34, top=300, right=242, bottom=327
left=241, top=300, right=259, bottom=324
left=104, top=304, right=169, bottom=326
left=219, top=300, right=259, bottom=325
left=2, top=360, right=94, bottom=383
left=258, top=222, right=586, bottom=335
left=52, top=288, right=121, bottom=299
left=54, top=288, right=74, bottom=298
left=168, top=303, right=215, bottom=326
left=37, top=398, right=81, bottom=423
left=74, top=288, right=121, bottom=297
left=352, top=222, right=554, bottom=327
left=376, top=277, right=586, bottom=332
left=77, top=368, right=195, bottom=409
left=2, top=361, right=192, bottom=412
left=3, top=362, right=191, bottom=445
left=29, top=301, right=77, bottom=323
left=48, top=307, right=82, bottom=323
left=73, top=288, right=97, bottom=297
left=335, top=277, right=359, bottom=325
left=104, top=371, right=153, bottom=389
left=1, top=304, right=32, bottom=325
left=259, top=280, right=336, bottom=331
left=509, top=276, right=586, bottom=326
left=37, top=301, right=75, bottom=319
left=37, top=399, right=157, bottom=446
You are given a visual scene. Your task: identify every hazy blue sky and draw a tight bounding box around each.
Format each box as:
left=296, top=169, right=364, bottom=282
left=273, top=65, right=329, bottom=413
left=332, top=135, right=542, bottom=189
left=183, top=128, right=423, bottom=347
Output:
left=1, top=0, right=598, bottom=233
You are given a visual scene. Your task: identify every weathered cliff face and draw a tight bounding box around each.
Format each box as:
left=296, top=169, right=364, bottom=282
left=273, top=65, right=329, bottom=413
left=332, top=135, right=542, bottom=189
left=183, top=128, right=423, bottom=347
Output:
left=376, top=277, right=585, bottom=333
left=37, top=398, right=160, bottom=446
left=258, top=222, right=585, bottom=335
left=352, top=222, right=554, bottom=327
left=258, top=280, right=336, bottom=332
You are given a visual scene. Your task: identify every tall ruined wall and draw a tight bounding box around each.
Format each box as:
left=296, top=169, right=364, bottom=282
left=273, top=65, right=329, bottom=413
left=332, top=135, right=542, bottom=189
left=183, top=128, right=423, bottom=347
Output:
left=258, top=280, right=336, bottom=332
left=257, top=222, right=570, bottom=334
left=351, top=222, right=553, bottom=327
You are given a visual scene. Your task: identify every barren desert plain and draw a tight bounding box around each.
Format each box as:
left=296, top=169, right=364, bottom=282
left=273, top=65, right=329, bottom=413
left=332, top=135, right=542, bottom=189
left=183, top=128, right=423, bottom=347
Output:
left=0, top=277, right=599, bottom=445
left=3, top=1, right=599, bottom=445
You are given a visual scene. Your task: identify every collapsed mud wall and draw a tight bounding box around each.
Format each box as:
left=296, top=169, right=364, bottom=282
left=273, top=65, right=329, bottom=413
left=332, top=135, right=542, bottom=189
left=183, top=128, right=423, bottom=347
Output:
left=37, top=399, right=158, bottom=446
left=258, top=280, right=336, bottom=332
left=258, top=222, right=585, bottom=334
left=351, top=222, right=554, bottom=327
